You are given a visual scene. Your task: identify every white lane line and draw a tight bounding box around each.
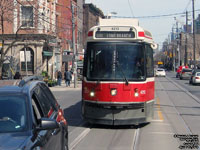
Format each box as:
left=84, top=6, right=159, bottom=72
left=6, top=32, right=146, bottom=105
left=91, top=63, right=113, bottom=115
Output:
left=69, top=128, right=91, bottom=150
left=133, top=128, right=140, bottom=150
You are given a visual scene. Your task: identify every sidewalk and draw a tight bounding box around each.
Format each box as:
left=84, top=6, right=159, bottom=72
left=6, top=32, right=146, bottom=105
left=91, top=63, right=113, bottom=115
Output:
left=50, top=80, right=82, bottom=91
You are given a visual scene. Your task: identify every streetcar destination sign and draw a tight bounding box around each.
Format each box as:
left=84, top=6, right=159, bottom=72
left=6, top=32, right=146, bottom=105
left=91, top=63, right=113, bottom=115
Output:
left=95, top=31, right=135, bottom=38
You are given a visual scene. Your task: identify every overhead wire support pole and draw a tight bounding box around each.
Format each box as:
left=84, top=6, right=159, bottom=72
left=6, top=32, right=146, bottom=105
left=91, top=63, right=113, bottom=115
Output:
left=192, top=0, right=196, bottom=69
left=71, top=2, right=77, bottom=88
left=185, top=11, right=188, bottom=66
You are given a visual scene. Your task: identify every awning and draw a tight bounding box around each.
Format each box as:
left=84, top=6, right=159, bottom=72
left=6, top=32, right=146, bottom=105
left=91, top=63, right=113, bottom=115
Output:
left=43, top=51, right=53, bottom=57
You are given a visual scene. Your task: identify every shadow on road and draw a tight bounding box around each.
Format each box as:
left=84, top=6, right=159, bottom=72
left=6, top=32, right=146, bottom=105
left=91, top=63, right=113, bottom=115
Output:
left=90, top=123, right=149, bottom=130
left=63, top=101, right=83, bottom=127
left=63, top=100, right=150, bottom=129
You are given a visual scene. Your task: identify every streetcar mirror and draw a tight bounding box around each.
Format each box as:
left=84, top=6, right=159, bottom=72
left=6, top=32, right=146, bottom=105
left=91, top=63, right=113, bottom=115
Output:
left=151, top=43, right=158, bottom=50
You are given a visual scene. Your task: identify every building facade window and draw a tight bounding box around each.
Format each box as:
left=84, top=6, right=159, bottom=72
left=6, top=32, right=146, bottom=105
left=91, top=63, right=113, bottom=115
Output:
left=21, top=6, right=34, bottom=27
left=20, top=48, right=34, bottom=72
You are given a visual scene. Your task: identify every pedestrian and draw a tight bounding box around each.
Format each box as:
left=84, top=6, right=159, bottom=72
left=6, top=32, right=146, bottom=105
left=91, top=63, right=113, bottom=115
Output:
left=57, top=70, right=62, bottom=86
left=14, top=71, right=22, bottom=79
left=64, top=70, right=72, bottom=87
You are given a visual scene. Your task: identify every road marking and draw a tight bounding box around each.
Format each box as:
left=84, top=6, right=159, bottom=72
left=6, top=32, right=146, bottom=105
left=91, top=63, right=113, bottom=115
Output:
left=133, top=128, right=140, bottom=150
left=156, top=97, right=164, bottom=121
left=69, top=128, right=91, bottom=150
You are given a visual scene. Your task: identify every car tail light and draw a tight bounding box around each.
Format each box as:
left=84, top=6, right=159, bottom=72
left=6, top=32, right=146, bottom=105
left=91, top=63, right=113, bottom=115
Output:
left=88, top=31, right=93, bottom=37
left=48, top=107, right=54, bottom=117
left=195, top=77, right=200, bottom=79
left=57, top=109, right=67, bottom=125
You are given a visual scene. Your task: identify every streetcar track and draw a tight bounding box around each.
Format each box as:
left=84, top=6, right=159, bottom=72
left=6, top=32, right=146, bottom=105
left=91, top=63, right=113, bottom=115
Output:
left=158, top=77, right=192, bottom=134
left=133, top=128, right=140, bottom=150
left=156, top=76, right=200, bottom=149
left=167, top=76, right=200, bottom=105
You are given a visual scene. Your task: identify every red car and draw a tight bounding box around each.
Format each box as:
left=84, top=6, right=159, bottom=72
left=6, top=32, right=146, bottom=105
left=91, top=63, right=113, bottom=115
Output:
left=176, top=66, right=189, bottom=78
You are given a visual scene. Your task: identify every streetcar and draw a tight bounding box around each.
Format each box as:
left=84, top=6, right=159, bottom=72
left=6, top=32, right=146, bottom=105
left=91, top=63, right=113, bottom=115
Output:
left=82, top=18, right=157, bottom=125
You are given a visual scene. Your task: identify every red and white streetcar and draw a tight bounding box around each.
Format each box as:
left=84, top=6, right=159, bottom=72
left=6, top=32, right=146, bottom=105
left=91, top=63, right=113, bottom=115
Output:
left=82, top=18, right=157, bottom=125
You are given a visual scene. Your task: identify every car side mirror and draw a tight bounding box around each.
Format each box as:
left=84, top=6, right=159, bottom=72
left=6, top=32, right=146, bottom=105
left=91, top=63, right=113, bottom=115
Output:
left=36, top=118, right=59, bottom=131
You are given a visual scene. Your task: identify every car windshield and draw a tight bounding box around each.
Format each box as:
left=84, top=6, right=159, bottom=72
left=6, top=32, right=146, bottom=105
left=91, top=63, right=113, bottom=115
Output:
left=196, top=73, right=200, bottom=76
left=86, top=42, right=145, bottom=81
left=0, top=95, right=27, bottom=133
left=183, top=69, right=192, bottom=72
left=157, top=69, right=164, bottom=72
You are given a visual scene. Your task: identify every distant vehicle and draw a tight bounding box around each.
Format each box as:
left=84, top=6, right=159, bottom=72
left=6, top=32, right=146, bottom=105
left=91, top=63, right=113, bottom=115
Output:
left=0, top=76, right=68, bottom=150
left=189, top=69, right=200, bottom=85
left=176, top=65, right=189, bottom=78
left=155, top=68, right=166, bottom=77
left=179, top=68, right=192, bottom=80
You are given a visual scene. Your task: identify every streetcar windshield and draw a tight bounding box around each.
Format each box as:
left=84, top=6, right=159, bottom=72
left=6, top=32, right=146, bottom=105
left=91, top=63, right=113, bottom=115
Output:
left=86, top=42, right=145, bottom=81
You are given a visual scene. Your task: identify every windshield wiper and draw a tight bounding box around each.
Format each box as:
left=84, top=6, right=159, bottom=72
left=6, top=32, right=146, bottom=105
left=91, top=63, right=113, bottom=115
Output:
left=115, top=61, right=129, bottom=85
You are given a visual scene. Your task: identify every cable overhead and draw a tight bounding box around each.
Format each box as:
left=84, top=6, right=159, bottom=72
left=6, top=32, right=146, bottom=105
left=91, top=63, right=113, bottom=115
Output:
left=128, top=0, right=134, bottom=17
left=183, top=0, right=192, bottom=13
left=112, top=9, right=200, bottom=19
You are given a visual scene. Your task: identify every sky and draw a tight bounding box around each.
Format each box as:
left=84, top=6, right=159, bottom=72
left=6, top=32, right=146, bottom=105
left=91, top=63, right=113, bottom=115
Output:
left=85, top=0, right=200, bottom=50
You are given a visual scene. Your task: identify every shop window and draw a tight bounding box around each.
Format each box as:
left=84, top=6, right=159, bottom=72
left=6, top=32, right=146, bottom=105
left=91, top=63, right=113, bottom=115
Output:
left=20, top=48, right=34, bottom=72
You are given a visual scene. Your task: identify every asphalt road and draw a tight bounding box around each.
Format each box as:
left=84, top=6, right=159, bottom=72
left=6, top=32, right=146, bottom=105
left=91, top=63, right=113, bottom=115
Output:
left=50, top=76, right=200, bottom=150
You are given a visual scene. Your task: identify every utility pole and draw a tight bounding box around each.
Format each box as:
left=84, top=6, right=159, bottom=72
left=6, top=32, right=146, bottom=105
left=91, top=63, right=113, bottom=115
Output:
left=71, top=2, right=77, bottom=88
left=176, top=20, right=180, bottom=67
left=192, top=0, right=196, bottom=69
left=185, top=11, right=188, bottom=66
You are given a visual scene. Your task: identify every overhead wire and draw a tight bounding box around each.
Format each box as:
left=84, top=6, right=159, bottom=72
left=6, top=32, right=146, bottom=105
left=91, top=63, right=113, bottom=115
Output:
left=127, top=0, right=134, bottom=17
left=112, top=9, right=200, bottom=19
left=183, top=0, right=192, bottom=13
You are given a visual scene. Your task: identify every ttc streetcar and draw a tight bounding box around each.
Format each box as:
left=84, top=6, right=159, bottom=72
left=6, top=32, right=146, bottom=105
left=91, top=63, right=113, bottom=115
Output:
left=82, top=18, right=157, bottom=125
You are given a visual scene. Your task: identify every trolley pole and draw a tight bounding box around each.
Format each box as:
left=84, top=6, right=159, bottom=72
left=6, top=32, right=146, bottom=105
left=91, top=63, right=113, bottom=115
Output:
left=192, top=0, right=196, bottom=69
left=71, top=3, right=77, bottom=88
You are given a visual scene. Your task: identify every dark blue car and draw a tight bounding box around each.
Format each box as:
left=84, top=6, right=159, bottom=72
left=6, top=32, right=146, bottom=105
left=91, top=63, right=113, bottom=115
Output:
left=0, top=76, right=68, bottom=150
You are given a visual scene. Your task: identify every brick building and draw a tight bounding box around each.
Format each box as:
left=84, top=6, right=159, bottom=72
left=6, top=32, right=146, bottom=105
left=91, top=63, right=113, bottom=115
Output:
left=83, top=3, right=104, bottom=49
left=0, top=0, right=58, bottom=79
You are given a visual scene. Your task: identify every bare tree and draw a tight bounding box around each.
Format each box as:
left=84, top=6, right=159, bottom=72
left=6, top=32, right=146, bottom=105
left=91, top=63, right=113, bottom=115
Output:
left=0, top=0, right=19, bottom=79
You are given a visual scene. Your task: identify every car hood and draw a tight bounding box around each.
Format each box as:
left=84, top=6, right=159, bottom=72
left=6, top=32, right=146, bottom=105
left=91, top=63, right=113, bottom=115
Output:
left=0, top=132, right=29, bottom=150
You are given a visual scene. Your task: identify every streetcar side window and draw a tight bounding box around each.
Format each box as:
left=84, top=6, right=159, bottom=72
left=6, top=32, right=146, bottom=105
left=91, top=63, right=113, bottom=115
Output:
left=145, top=45, right=154, bottom=77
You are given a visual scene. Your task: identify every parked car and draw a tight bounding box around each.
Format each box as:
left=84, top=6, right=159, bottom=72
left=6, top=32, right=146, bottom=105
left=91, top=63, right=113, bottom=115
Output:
left=0, top=76, right=68, bottom=150
left=189, top=69, right=200, bottom=85
left=155, top=68, right=166, bottom=77
left=179, top=68, right=192, bottom=80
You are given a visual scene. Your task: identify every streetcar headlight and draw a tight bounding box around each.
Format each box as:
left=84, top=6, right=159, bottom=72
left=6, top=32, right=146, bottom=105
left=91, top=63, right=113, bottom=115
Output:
left=90, top=91, right=95, bottom=97
left=134, top=88, right=139, bottom=97
left=111, top=89, right=117, bottom=96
